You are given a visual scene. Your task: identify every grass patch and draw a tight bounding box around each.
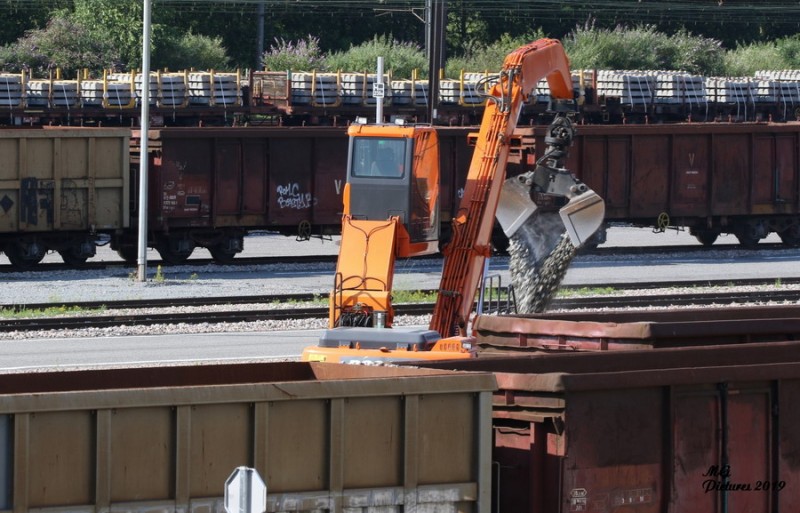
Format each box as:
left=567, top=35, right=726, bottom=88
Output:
left=0, top=304, right=107, bottom=319
left=557, top=286, right=618, bottom=297
left=393, top=288, right=514, bottom=304
left=393, top=289, right=437, bottom=303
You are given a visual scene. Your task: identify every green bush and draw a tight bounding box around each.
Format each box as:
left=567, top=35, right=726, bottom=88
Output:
left=325, top=35, right=426, bottom=78
left=155, top=32, right=230, bottom=71
left=723, top=43, right=780, bottom=76
left=565, top=25, right=664, bottom=70
left=667, top=30, right=725, bottom=75
left=723, top=36, right=800, bottom=76
left=0, top=13, right=119, bottom=75
left=444, top=31, right=546, bottom=77
left=261, top=36, right=325, bottom=71
left=776, top=36, right=800, bottom=67
left=564, top=24, right=724, bottom=75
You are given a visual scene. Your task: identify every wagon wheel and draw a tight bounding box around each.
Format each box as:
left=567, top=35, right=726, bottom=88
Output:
left=779, top=225, right=800, bottom=247
left=116, top=245, right=138, bottom=264
left=209, top=244, right=238, bottom=264
left=296, top=220, right=312, bottom=241
left=155, top=237, right=195, bottom=265
left=692, top=230, right=719, bottom=247
left=735, top=232, right=761, bottom=249
left=735, top=221, right=766, bottom=249
left=58, top=247, right=89, bottom=267
left=5, top=239, right=46, bottom=269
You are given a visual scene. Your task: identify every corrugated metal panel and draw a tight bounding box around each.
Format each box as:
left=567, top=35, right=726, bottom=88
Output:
left=0, top=362, right=495, bottom=513
left=0, top=128, right=129, bottom=233
left=413, top=340, right=800, bottom=513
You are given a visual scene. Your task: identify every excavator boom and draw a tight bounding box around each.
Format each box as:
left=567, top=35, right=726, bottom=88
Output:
left=430, top=38, right=603, bottom=337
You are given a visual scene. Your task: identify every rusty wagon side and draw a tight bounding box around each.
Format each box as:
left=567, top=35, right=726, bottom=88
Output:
left=122, top=126, right=475, bottom=263
left=415, top=340, right=800, bottom=513
left=534, top=122, right=800, bottom=247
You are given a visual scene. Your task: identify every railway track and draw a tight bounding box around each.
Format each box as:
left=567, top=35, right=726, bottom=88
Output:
left=2, top=280, right=799, bottom=333
left=0, top=254, right=340, bottom=273
left=0, top=241, right=793, bottom=273
left=0, top=302, right=431, bottom=332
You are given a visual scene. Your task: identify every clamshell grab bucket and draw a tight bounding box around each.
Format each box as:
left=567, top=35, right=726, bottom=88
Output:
left=497, top=175, right=605, bottom=247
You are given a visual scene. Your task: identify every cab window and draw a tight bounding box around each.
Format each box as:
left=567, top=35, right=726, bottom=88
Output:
left=351, top=137, right=406, bottom=178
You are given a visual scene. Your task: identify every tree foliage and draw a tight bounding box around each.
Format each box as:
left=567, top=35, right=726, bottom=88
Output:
left=0, top=0, right=231, bottom=75
left=445, top=31, right=546, bottom=77
left=0, top=13, right=119, bottom=75
left=0, top=2, right=798, bottom=76
left=564, top=24, right=725, bottom=75
left=262, top=36, right=325, bottom=72
left=70, top=0, right=150, bottom=69
left=326, top=36, right=427, bottom=78
left=724, top=36, right=800, bottom=76
left=155, top=32, right=230, bottom=71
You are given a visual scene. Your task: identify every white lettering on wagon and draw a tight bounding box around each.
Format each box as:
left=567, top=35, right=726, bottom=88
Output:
left=276, top=182, right=317, bottom=210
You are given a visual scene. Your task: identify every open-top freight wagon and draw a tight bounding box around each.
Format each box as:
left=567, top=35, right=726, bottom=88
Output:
left=5, top=121, right=800, bottom=268
left=115, top=126, right=477, bottom=264
left=3, top=307, right=800, bottom=512
left=0, top=362, right=496, bottom=513
left=0, top=128, right=129, bottom=267
left=123, top=121, right=800, bottom=265
left=536, top=122, right=800, bottom=247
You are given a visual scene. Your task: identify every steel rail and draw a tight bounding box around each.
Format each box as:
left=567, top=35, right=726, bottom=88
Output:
left=2, top=276, right=800, bottom=313
left=0, top=242, right=794, bottom=273
left=0, top=303, right=434, bottom=332
left=2, top=288, right=800, bottom=333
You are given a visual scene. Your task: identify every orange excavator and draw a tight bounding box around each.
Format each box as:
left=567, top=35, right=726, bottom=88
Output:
left=302, top=39, right=604, bottom=363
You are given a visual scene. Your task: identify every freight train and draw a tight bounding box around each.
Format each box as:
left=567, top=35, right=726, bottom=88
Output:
left=2, top=68, right=800, bottom=127
left=3, top=120, right=800, bottom=268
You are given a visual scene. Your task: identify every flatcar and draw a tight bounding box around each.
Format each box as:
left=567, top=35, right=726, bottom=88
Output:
left=1, top=68, right=800, bottom=128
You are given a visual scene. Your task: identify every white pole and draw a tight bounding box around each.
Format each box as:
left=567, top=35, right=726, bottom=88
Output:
left=137, top=0, right=152, bottom=282
left=376, top=57, right=384, bottom=124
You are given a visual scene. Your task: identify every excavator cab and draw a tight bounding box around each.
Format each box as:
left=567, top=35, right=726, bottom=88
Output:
left=323, top=124, right=442, bottom=331
left=344, top=123, right=440, bottom=256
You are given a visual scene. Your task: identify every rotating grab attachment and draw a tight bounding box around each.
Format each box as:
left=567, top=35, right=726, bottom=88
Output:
left=496, top=114, right=605, bottom=247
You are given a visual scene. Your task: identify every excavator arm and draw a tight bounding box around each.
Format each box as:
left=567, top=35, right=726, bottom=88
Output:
left=430, top=38, right=603, bottom=337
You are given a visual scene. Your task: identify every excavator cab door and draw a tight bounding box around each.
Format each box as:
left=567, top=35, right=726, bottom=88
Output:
left=348, top=136, right=411, bottom=221
left=345, top=126, right=440, bottom=252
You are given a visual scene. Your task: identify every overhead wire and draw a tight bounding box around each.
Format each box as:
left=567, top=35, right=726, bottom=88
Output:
left=1, top=0, right=796, bottom=17
left=2, top=1, right=800, bottom=26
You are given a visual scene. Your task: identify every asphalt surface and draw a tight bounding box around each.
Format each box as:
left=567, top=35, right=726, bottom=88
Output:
left=1, top=227, right=796, bottom=305
left=4, top=226, right=800, bottom=371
